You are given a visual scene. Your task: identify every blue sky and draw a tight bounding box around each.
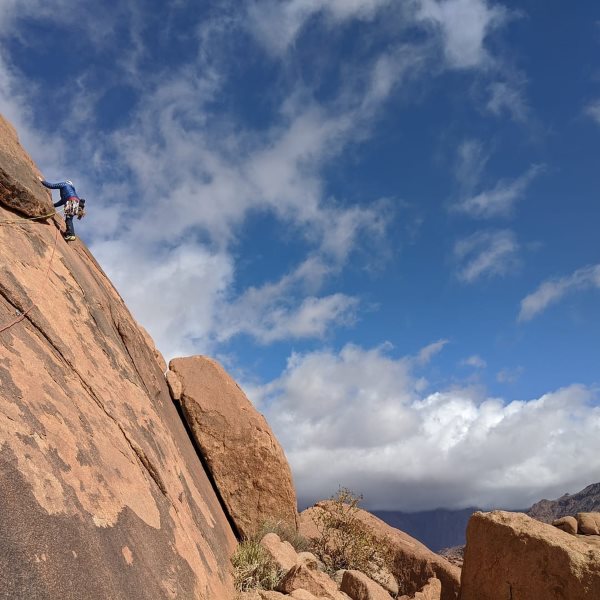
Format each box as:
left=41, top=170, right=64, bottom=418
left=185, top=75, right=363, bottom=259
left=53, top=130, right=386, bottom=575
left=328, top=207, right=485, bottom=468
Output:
left=1, top=0, right=599, bottom=511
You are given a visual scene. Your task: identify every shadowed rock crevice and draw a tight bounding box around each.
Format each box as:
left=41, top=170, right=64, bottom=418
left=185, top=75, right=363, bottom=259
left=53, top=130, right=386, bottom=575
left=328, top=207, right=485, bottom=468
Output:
left=173, top=394, right=242, bottom=540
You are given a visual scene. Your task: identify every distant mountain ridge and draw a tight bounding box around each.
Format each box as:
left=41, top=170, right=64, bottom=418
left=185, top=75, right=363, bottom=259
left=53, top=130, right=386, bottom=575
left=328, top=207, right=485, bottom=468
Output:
left=373, top=508, right=478, bottom=552
left=528, top=483, right=600, bottom=523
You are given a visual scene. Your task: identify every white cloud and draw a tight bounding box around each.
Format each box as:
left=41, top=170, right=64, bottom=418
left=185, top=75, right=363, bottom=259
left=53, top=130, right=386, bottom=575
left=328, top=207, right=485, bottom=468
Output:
left=454, top=230, right=519, bottom=282
left=250, top=343, right=600, bottom=510
left=453, top=163, right=543, bottom=218
left=497, top=366, right=524, bottom=384
left=417, top=339, right=449, bottom=364
left=246, top=0, right=394, bottom=54
left=487, top=80, right=528, bottom=122
left=455, top=139, right=490, bottom=191
left=415, top=0, right=509, bottom=69
left=462, top=355, right=487, bottom=368
left=519, top=264, right=600, bottom=322
left=585, top=100, right=600, bottom=126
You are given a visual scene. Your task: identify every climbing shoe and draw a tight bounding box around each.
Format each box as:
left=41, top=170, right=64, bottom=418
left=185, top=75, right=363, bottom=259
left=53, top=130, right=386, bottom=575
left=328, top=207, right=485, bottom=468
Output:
left=64, top=235, right=76, bottom=241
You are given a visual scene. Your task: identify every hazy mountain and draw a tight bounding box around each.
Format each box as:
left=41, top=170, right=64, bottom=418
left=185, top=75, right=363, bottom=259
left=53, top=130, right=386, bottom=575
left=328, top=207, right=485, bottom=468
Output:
left=528, top=483, right=600, bottom=523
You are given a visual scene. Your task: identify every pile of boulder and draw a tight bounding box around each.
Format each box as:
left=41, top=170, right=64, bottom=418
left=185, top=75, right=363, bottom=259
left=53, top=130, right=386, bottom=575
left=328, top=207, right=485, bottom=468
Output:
left=552, top=512, right=600, bottom=536
left=239, top=532, right=441, bottom=600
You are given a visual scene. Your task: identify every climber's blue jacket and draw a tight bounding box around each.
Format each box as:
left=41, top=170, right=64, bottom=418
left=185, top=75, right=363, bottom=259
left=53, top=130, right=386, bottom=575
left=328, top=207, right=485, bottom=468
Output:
left=41, top=180, right=79, bottom=201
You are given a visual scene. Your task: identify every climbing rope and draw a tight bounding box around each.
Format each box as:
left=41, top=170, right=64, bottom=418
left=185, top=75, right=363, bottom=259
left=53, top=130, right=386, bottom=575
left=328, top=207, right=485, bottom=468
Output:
left=0, top=214, right=60, bottom=334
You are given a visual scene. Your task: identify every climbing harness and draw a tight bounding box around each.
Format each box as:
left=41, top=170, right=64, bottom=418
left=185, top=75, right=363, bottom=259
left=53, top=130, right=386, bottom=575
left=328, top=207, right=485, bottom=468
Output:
left=0, top=212, right=60, bottom=334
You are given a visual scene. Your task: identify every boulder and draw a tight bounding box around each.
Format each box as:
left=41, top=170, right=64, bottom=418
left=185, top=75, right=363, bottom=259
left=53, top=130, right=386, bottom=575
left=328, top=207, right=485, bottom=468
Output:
left=259, top=592, right=289, bottom=599
left=169, top=356, right=298, bottom=538
left=577, top=512, right=600, bottom=535
left=277, top=564, right=347, bottom=600
left=340, top=569, right=391, bottom=600
left=414, top=577, right=441, bottom=600
left=0, top=114, right=236, bottom=598
left=552, top=516, right=578, bottom=535
left=290, top=589, right=326, bottom=600
left=300, top=504, right=460, bottom=600
left=261, top=532, right=299, bottom=572
left=297, top=551, right=322, bottom=571
left=0, top=115, right=53, bottom=217
left=460, top=511, right=600, bottom=600
left=165, top=369, right=182, bottom=401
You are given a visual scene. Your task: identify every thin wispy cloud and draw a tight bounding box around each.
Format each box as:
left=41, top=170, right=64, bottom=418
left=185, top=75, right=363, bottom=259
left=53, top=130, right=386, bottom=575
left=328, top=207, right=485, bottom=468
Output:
left=462, top=355, right=487, bottom=368
left=454, top=229, right=519, bottom=282
left=453, top=163, right=544, bottom=218
left=585, top=100, right=600, bottom=126
left=519, top=264, right=600, bottom=322
left=487, top=80, right=529, bottom=122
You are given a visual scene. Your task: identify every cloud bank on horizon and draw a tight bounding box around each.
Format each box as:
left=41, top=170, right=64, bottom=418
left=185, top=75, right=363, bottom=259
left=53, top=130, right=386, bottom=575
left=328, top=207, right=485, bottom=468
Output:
left=1, top=0, right=599, bottom=511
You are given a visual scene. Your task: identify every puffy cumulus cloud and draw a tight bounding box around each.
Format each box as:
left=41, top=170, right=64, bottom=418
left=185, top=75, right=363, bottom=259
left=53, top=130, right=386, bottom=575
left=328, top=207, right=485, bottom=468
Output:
left=452, top=164, right=544, bottom=218
left=519, top=264, right=600, bottom=322
left=250, top=343, right=600, bottom=510
left=454, top=229, right=519, bottom=282
left=414, top=0, right=509, bottom=69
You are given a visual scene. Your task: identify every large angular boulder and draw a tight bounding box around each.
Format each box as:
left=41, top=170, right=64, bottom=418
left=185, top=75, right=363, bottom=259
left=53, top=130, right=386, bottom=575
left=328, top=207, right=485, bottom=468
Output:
left=168, top=356, right=298, bottom=538
left=340, top=569, right=391, bottom=600
left=399, top=577, right=441, bottom=600
left=552, top=516, right=577, bottom=535
left=300, top=504, right=460, bottom=600
left=277, top=564, right=347, bottom=600
left=0, top=115, right=53, bottom=217
left=260, top=532, right=299, bottom=572
left=460, top=511, right=600, bottom=600
left=0, top=114, right=236, bottom=598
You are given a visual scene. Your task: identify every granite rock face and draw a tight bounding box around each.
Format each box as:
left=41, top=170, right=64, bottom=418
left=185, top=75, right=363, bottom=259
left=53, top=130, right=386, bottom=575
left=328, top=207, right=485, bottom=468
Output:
left=0, top=114, right=236, bottom=599
left=460, top=511, right=600, bottom=600
left=168, top=356, right=299, bottom=538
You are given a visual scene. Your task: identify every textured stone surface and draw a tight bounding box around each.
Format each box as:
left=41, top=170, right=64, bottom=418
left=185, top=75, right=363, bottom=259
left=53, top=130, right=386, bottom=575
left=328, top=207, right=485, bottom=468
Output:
left=0, top=115, right=53, bottom=217
left=260, top=533, right=298, bottom=572
left=290, top=589, right=325, bottom=600
left=577, top=512, right=600, bottom=535
left=553, top=516, right=578, bottom=535
left=460, top=511, right=600, bottom=600
left=297, top=551, right=321, bottom=571
left=169, top=355, right=298, bottom=538
left=0, top=114, right=236, bottom=598
left=340, top=570, right=391, bottom=600
left=277, top=564, right=347, bottom=600
left=414, top=577, right=441, bottom=600
left=300, top=505, right=460, bottom=600
left=166, top=369, right=182, bottom=401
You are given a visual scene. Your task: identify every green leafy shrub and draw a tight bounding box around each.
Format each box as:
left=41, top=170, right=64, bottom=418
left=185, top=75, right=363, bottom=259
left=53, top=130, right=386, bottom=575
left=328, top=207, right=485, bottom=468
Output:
left=254, top=518, right=311, bottom=553
left=231, top=540, right=284, bottom=592
left=310, top=487, right=394, bottom=581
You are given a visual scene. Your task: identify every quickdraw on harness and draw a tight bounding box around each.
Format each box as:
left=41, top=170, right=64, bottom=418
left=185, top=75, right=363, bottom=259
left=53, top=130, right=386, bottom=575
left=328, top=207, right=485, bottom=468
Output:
left=64, top=198, right=86, bottom=220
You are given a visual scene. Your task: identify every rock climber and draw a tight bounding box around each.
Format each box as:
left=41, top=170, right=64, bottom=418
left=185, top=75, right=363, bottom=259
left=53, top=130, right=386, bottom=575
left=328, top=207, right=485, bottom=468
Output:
left=39, top=177, right=86, bottom=241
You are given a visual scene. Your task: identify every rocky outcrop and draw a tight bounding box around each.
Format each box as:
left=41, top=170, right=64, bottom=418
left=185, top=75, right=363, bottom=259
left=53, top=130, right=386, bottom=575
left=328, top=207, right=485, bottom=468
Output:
left=399, top=577, right=441, bottom=600
left=528, top=482, right=600, bottom=523
left=300, top=505, right=460, bottom=600
left=552, top=516, right=577, bottom=535
left=0, top=116, right=53, bottom=217
left=0, top=114, right=236, bottom=597
left=168, top=356, right=299, bottom=538
left=460, top=511, right=600, bottom=600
